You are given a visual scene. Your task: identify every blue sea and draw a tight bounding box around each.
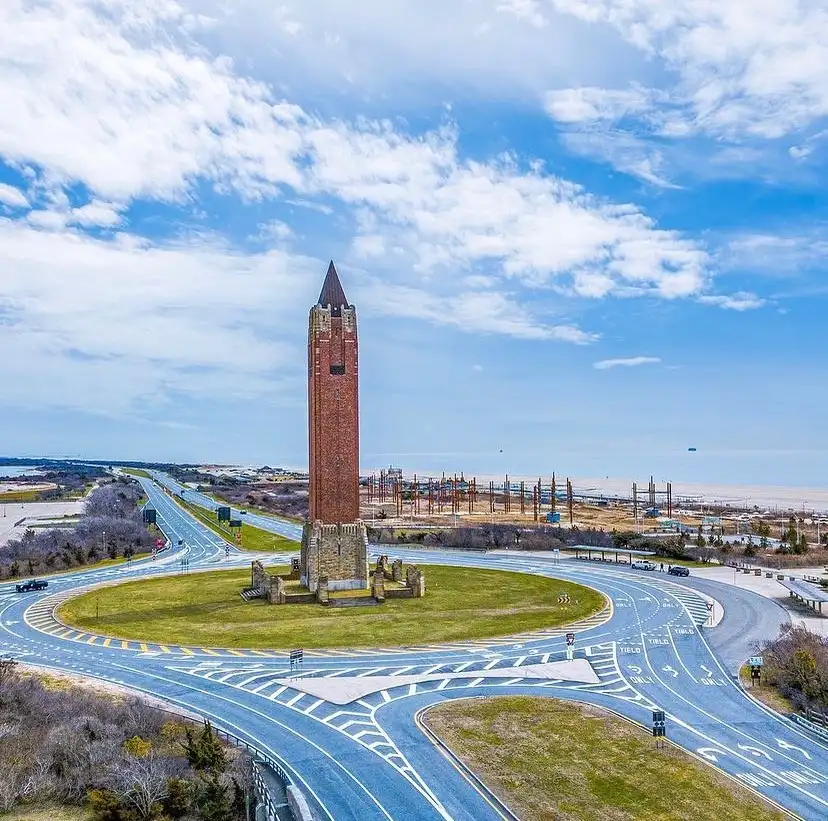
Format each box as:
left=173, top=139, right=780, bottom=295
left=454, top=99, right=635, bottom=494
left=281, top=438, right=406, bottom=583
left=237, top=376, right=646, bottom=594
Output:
left=0, top=465, right=44, bottom=478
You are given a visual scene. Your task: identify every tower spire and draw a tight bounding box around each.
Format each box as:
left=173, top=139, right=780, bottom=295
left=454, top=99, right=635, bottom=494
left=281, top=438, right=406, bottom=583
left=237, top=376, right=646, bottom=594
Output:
left=318, top=260, right=349, bottom=308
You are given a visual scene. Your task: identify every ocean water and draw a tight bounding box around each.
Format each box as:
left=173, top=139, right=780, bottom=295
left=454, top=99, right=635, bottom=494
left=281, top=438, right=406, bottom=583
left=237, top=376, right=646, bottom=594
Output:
left=0, top=465, right=44, bottom=478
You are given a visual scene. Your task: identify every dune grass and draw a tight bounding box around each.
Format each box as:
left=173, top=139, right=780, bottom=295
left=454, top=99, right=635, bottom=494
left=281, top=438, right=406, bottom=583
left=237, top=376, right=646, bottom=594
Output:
left=57, top=565, right=604, bottom=649
left=425, top=697, right=787, bottom=821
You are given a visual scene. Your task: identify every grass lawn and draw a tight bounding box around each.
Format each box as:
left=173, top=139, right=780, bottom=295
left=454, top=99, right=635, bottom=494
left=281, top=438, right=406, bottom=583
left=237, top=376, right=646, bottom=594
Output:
left=172, top=495, right=297, bottom=552
left=56, top=565, right=604, bottom=649
left=425, top=697, right=787, bottom=821
left=6, top=806, right=91, bottom=821
left=0, top=489, right=44, bottom=503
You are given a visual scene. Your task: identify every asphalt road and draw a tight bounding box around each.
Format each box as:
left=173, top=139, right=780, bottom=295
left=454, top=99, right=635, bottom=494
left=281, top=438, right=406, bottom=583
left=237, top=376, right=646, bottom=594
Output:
left=1, top=477, right=826, bottom=820
left=146, top=469, right=303, bottom=541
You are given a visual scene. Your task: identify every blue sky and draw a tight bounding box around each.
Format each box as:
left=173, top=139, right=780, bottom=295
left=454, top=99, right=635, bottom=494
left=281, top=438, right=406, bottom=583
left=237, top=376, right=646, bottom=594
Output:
left=2, top=0, right=828, bottom=487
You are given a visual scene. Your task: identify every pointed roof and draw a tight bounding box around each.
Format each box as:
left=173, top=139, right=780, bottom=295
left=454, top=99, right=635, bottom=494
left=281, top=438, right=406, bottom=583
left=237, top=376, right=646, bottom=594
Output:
left=317, top=260, right=349, bottom=308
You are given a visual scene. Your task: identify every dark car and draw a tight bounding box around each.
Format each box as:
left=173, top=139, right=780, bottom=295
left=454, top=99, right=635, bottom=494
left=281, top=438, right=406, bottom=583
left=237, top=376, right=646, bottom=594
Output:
left=16, top=579, right=48, bottom=593
left=668, top=565, right=690, bottom=577
left=177, top=539, right=184, bottom=545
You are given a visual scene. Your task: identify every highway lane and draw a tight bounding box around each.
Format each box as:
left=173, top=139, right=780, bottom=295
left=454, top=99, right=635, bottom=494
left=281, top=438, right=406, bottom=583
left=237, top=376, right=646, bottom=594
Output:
left=146, top=469, right=303, bottom=541
left=2, top=477, right=828, bottom=819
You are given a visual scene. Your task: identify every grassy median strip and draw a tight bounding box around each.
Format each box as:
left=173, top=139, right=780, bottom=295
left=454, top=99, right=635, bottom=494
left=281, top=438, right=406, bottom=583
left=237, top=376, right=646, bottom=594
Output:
left=425, top=697, right=787, bottom=821
left=122, top=467, right=151, bottom=478
left=172, top=494, right=297, bottom=552
left=56, top=566, right=604, bottom=649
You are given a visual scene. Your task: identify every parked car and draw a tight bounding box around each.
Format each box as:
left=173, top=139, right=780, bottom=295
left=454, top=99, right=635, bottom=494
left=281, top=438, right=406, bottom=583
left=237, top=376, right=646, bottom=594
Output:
left=177, top=539, right=184, bottom=546
left=632, top=560, right=657, bottom=571
left=668, top=565, right=690, bottom=577
left=16, top=579, right=48, bottom=593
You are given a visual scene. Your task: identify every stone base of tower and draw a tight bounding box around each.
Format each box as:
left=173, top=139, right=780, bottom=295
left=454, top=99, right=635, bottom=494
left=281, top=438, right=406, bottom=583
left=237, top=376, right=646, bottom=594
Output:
left=300, top=520, right=370, bottom=594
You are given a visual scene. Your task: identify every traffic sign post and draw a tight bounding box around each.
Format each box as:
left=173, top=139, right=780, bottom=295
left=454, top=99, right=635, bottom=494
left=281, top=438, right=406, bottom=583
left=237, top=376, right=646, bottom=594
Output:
left=289, top=649, right=303, bottom=675
left=652, top=709, right=666, bottom=748
left=706, top=600, right=714, bottom=625
left=749, top=656, right=763, bottom=686
left=565, top=632, right=575, bottom=661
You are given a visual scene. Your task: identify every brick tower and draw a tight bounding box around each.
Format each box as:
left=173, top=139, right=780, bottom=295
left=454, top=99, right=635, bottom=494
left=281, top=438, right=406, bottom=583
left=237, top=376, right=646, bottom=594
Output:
left=300, top=261, right=369, bottom=594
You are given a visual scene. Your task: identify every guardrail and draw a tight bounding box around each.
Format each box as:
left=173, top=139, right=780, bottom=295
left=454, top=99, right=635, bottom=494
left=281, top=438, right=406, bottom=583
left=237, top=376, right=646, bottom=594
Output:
left=789, top=714, right=828, bottom=745
left=144, top=703, right=313, bottom=821
left=213, top=728, right=313, bottom=821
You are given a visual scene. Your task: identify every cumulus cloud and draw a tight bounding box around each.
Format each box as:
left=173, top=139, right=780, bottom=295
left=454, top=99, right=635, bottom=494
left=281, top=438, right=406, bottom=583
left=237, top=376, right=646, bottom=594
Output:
left=545, top=85, right=656, bottom=123
left=698, top=291, right=767, bottom=311
left=549, top=0, right=828, bottom=140
left=0, top=0, right=770, bottom=420
left=0, top=183, right=28, bottom=208
left=0, top=218, right=316, bottom=414
left=593, top=356, right=661, bottom=370
left=0, top=0, right=711, bottom=302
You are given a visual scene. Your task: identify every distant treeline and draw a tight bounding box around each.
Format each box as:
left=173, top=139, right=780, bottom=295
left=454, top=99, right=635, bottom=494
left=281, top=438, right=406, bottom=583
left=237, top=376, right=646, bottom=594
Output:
left=368, top=523, right=694, bottom=559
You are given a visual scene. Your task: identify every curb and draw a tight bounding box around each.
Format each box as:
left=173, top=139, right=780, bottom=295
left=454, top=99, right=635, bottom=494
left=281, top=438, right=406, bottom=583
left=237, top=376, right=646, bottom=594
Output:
left=415, top=701, right=521, bottom=821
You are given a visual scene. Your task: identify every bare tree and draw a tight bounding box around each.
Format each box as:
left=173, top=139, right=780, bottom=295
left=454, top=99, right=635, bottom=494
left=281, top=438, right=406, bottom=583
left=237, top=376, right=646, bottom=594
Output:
left=107, top=755, right=171, bottom=820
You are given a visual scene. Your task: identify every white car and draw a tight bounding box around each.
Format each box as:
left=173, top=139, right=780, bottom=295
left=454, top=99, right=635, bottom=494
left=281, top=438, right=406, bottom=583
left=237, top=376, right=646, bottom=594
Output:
left=632, top=560, right=657, bottom=571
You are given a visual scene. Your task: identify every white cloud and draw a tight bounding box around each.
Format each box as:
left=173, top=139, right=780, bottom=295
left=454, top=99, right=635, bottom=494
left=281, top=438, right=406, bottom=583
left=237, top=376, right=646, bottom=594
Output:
left=724, top=232, right=828, bottom=277
left=593, top=356, right=661, bottom=370
left=357, top=282, right=599, bottom=343
left=69, top=201, right=124, bottom=228
left=0, top=183, right=28, bottom=208
left=0, top=0, right=711, bottom=305
left=549, top=0, right=828, bottom=139
left=472, top=363, right=484, bottom=371
left=496, top=0, right=548, bottom=28
left=545, top=85, right=655, bottom=123
left=558, top=128, right=680, bottom=188
left=0, top=0, right=757, bottom=424
left=698, top=291, right=767, bottom=311
left=0, top=218, right=317, bottom=414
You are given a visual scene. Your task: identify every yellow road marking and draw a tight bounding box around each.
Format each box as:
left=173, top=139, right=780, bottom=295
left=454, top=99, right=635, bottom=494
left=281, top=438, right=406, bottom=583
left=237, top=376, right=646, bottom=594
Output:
left=140, top=643, right=149, bottom=652
left=159, top=645, right=171, bottom=654
left=87, top=636, right=98, bottom=645
left=103, top=638, right=112, bottom=648
left=121, top=640, right=129, bottom=649
left=201, top=648, right=220, bottom=656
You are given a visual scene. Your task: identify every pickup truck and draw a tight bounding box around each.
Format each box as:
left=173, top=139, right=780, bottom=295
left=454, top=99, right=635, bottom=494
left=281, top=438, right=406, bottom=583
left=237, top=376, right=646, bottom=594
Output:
left=631, top=560, right=657, bottom=571
left=16, top=579, right=48, bottom=593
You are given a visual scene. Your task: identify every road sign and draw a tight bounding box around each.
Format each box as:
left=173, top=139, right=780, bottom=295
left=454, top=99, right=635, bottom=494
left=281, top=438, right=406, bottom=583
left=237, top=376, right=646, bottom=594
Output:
left=652, top=710, right=666, bottom=741
left=749, top=656, right=763, bottom=667
left=706, top=601, right=714, bottom=611
left=566, top=633, right=575, bottom=646
left=289, top=649, right=303, bottom=672
left=155, top=537, right=164, bottom=549
left=217, top=506, right=231, bottom=522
